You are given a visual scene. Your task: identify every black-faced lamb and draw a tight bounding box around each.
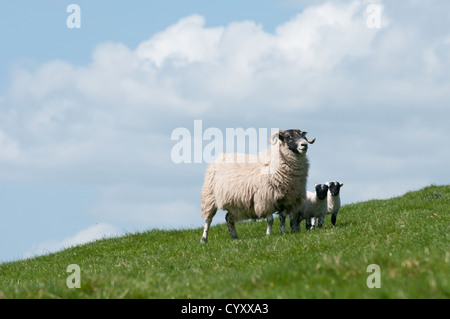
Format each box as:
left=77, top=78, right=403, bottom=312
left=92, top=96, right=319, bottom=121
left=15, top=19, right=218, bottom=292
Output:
left=200, top=129, right=316, bottom=242
left=290, top=183, right=329, bottom=231
left=318, top=181, right=343, bottom=227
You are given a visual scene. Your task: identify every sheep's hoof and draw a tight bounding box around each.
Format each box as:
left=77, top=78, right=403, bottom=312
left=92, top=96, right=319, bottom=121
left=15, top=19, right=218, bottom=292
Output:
left=200, top=237, right=207, bottom=243
left=230, top=235, right=239, bottom=240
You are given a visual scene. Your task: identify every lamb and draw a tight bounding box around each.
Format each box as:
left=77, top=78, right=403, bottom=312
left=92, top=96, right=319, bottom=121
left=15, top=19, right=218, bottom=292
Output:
left=290, top=183, right=329, bottom=231
left=318, top=181, right=343, bottom=227
left=200, top=129, right=316, bottom=242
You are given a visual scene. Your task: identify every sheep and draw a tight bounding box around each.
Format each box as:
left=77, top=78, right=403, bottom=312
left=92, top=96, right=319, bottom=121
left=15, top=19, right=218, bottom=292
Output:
left=200, top=129, right=316, bottom=242
left=318, top=181, right=343, bottom=227
left=288, top=183, right=329, bottom=231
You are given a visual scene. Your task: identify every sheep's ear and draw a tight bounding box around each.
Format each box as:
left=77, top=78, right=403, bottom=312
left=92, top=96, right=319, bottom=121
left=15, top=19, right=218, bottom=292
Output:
left=340, top=183, right=344, bottom=187
left=326, top=182, right=330, bottom=186
left=315, top=183, right=318, bottom=187
left=270, top=130, right=285, bottom=144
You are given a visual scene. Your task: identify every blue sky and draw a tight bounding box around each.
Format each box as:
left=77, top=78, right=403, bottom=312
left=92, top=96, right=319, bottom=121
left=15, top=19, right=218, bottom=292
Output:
left=0, top=0, right=297, bottom=86
left=0, top=0, right=301, bottom=262
left=1, top=0, right=449, bottom=262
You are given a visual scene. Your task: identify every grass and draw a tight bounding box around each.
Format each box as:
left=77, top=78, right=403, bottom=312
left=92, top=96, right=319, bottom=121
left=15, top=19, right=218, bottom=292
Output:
left=0, top=185, right=449, bottom=298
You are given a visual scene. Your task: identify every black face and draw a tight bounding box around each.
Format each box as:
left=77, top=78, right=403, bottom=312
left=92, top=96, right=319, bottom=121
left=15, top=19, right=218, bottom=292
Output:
left=278, top=129, right=309, bottom=155
left=315, top=184, right=329, bottom=200
left=328, top=181, right=343, bottom=196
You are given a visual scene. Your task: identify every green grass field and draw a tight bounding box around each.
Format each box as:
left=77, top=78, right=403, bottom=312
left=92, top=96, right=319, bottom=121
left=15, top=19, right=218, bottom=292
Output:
left=0, top=185, right=449, bottom=299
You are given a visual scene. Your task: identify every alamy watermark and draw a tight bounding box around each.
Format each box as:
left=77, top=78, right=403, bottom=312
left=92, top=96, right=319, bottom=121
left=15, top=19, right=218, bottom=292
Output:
left=64, top=3, right=383, bottom=31
left=366, top=3, right=382, bottom=29
left=66, top=264, right=81, bottom=288
left=171, top=120, right=279, bottom=165
left=366, top=264, right=381, bottom=288
left=66, top=4, right=81, bottom=29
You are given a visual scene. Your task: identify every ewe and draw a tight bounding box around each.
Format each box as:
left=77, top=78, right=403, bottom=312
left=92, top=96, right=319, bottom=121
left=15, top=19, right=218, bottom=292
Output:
left=200, top=129, right=315, bottom=242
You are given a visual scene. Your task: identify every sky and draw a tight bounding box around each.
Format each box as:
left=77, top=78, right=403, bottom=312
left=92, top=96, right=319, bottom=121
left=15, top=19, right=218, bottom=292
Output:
left=0, top=0, right=449, bottom=262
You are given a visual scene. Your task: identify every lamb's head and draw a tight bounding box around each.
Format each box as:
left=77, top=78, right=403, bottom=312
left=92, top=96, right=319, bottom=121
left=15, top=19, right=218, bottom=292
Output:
left=270, top=129, right=316, bottom=155
left=327, top=181, right=344, bottom=196
left=315, top=183, right=329, bottom=200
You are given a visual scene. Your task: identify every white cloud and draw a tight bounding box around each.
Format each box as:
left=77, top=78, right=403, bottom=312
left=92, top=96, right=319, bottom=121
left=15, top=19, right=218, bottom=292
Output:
left=1, top=0, right=449, bottom=231
left=136, top=15, right=224, bottom=67
left=0, top=129, right=20, bottom=161
left=276, top=1, right=383, bottom=69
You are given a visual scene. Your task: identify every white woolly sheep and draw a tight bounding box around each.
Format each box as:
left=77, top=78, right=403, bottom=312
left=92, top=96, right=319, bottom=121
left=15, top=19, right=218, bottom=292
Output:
left=318, top=181, right=343, bottom=227
left=200, top=129, right=316, bottom=242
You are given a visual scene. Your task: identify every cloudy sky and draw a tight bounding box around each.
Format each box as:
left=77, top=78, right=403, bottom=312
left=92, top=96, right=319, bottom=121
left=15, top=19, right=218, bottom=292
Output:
left=0, top=0, right=449, bottom=262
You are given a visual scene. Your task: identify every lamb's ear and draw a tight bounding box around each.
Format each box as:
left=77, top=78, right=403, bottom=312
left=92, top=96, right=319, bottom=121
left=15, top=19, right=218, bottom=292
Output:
left=340, top=183, right=344, bottom=187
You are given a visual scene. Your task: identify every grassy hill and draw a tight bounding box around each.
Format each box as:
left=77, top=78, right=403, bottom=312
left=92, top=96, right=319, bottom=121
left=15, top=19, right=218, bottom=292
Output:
left=0, top=185, right=449, bottom=299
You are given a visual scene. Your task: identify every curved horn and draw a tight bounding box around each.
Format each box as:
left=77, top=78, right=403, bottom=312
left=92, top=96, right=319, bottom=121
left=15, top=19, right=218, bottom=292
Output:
left=300, top=131, right=316, bottom=144
left=269, top=130, right=285, bottom=145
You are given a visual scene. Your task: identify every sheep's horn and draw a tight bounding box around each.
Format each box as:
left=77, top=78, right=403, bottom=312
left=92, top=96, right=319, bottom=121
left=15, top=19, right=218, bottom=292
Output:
left=305, top=137, right=316, bottom=144
left=270, top=130, right=285, bottom=145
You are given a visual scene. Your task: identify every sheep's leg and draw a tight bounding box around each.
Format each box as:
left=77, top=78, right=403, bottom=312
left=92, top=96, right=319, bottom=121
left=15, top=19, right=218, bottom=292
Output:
left=295, top=215, right=301, bottom=232
left=266, top=214, right=274, bottom=235
left=225, top=212, right=238, bottom=240
left=290, top=213, right=300, bottom=233
left=312, top=217, right=317, bottom=229
left=200, top=216, right=214, bottom=243
left=279, top=210, right=286, bottom=235
left=289, top=214, right=295, bottom=233
left=331, top=212, right=338, bottom=226
left=317, top=216, right=324, bottom=228
left=291, top=208, right=303, bottom=233
left=305, top=218, right=312, bottom=230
